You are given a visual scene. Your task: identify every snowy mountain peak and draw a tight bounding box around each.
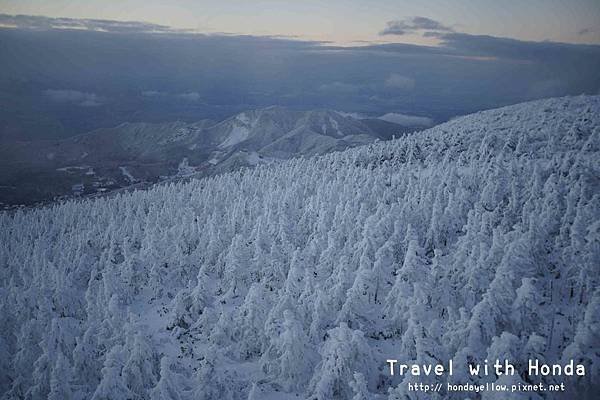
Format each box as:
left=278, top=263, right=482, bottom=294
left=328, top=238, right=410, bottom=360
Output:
left=211, top=106, right=396, bottom=153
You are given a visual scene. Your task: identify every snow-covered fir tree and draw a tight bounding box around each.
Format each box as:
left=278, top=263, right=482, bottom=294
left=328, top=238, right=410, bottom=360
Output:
left=0, top=96, right=598, bottom=399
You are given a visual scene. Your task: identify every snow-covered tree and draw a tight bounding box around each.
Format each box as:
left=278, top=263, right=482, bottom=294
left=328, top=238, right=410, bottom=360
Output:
left=149, top=356, right=182, bottom=400
left=91, top=345, right=133, bottom=400
left=48, top=352, right=73, bottom=400
left=123, top=330, right=159, bottom=398
left=349, top=372, right=370, bottom=400
left=309, top=323, right=373, bottom=400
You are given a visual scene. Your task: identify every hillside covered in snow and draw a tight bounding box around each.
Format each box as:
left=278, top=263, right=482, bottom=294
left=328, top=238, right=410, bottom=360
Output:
left=0, top=107, right=409, bottom=208
left=0, top=96, right=599, bottom=399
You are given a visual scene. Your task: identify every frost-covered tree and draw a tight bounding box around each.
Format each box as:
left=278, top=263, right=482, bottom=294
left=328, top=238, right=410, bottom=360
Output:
left=123, top=330, right=159, bottom=398
left=261, top=309, right=316, bottom=391
left=234, top=283, right=271, bottom=360
left=511, top=278, right=541, bottom=334
left=384, top=237, right=428, bottom=335
left=194, top=346, right=234, bottom=400
left=309, top=323, right=373, bottom=400
left=149, top=356, right=182, bottom=400
left=562, top=288, right=600, bottom=394
left=91, top=345, right=133, bottom=400
left=48, top=352, right=73, bottom=400
left=349, top=372, right=370, bottom=400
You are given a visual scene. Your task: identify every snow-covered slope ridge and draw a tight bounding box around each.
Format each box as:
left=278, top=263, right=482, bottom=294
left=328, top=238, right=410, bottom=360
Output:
left=0, top=96, right=599, bottom=399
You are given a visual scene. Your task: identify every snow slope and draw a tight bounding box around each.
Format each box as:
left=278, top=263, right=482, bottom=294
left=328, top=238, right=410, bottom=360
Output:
left=0, top=96, right=598, bottom=399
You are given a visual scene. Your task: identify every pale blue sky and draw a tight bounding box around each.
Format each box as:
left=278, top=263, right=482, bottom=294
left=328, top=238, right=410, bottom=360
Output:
left=0, top=0, right=599, bottom=45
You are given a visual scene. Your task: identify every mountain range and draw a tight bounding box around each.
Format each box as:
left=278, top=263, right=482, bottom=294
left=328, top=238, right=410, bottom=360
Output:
left=0, top=106, right=417, bottom=207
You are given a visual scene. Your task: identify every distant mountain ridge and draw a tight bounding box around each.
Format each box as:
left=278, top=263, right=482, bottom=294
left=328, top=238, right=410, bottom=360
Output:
left=0, top=107, right=416, bottom=207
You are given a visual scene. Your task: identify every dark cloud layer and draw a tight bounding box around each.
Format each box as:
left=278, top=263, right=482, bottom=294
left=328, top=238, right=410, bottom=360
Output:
left=0, top=14, right=178, bottom=33
left=578, top=28, right=594, bottom=36
left=0, top=15, right=598, bottom=141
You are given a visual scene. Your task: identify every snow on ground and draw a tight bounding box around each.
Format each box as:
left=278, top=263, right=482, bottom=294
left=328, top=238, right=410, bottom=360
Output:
left=1, top=96, right=598, bottom=400
left=245, top=151, right=263, bottom=165
left=330, top=116, right=341, bottom=136
left=177, top=158, right=196, bottom=176
left=219, top=124, right=251, bottom=148
left=219, top=113, right=258, bottom=148
left=119, top=166, right=136, bottom=183
left=57, top=165, right=91, bottom=172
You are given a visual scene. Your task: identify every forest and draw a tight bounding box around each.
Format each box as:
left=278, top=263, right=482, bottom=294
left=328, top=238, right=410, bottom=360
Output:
left=0, top=95, right=598, bottom=399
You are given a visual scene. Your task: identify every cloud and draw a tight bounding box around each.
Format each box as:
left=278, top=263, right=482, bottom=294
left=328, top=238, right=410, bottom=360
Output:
left=44, top=89, right=103, bottom=107
left=335, top=109, right=433, bottom=127
left=411, top=17, right=454, bottom=32
left=177, top=92, right=202, bottom=102
left=336, top=111, right=368, bottom=119
left=352, top=31, right=600, bottom=67
left=578, top=28, right=594, bottom=36
left=437, top=33, right=600, bottom=63
left=0, top=14, right=180, bottom=33
left=141, top=90, right=161, bottom=97
left=379, top=22, right=407, bottom=36
left=378, top=113, right=433, bottom=127
left=384, top=74, right=415, bottom=90
left=2, top=16, right=599, bottom=140
left=380, top=16, right=454, bottom=36
left=141, top=91, right=202, bottom=102
left=318, top=82, right=361, bottom=94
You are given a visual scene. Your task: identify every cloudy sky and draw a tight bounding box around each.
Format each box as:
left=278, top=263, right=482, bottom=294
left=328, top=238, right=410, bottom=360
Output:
left=0, top=1, right=599, bottom=140
left=1, top=0, right=599, bottom=45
